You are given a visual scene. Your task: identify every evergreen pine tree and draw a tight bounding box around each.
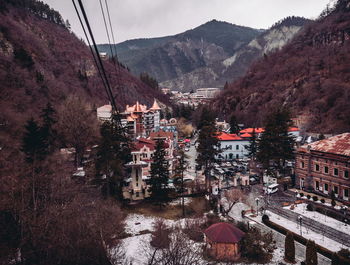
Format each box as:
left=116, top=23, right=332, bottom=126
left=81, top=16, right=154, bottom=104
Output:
left=257, top=108, right=295, bottom=177
left=149, top=139, right=169, bottom=207
left=284, top=232, right=295, bottom=263
left=305, top=240, right=318, bottom=265
left=331, top=253, right=340, bottom=265
left=175, top=149, right=188, bottom=216
left=95, top=114, right=131, bottom=197
left=22, top=118, right=47, bottom=163
left=40, top=102, right=57, bottom=154
left=246, top=128, right=257, bottom=160
left=229, top=114, right=240, bottom=134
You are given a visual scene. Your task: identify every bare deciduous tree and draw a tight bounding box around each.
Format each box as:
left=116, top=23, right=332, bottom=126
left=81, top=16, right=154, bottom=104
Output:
left=57, top=95, right=99, bottom=166
left=148, top=227, right=203, bottom=265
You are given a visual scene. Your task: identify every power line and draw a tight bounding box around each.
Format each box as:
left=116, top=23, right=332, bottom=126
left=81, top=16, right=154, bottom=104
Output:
left=98, top=0, right=115, bottom=62
left=74, top=0, right=117, bottom=113
left=72, top=0, right=110, bottom=103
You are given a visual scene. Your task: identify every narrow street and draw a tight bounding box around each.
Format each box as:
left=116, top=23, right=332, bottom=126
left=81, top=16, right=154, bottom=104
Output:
left=184, top=137, right=198, bottom=178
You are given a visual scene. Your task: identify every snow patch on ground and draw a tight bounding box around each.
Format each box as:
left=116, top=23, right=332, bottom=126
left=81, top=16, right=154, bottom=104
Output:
left=284, top=203, right=350, bottom=235
left=263, top=210, right=344, bottom=252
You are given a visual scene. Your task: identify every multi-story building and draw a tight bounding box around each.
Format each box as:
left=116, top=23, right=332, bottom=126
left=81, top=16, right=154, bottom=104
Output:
left=295, top=133, right=350, bottom=202
left=216, top=132, right=250, bottom=160
left=122, top=134, right=176, bottom=201
left=97, top=99, right=161, bottom=138
left=121, top=100, right=161, bottom=137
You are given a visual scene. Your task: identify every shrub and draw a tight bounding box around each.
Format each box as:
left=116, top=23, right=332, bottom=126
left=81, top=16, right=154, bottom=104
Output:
left=183, top=219, right=204, bottom=242
left=300, top=193, right=304, bottom=197
left=313, top=196, right=318, bottom=202
left=331, top=199, right=336, bottom=207
left=150, top=219, right=171, bottom=249
left=285, top=232, right=295, bottom=263
left=305, top=240, right=317, bottom=265
left=320, top=199, right=325, bottom=204
left=262, top=214, right=270, bottom=223
left=240, top=226, right=275, bottom=263
left=307, top=195, right=311, bottom=200
left=306, top=203, right=314, bottom=211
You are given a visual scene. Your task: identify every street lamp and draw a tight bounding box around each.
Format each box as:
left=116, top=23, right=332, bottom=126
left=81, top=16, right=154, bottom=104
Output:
left=255, top=197, right=260, bottom=216
left=298, top=215, right=303, bottom=236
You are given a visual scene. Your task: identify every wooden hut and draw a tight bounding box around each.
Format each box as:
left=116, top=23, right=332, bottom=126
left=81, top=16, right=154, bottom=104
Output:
left=204, top=222, right=245, bottom=261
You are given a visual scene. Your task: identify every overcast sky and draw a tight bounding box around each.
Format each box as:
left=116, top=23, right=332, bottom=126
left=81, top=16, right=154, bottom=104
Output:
left=43, top=0, right=333, bottom=44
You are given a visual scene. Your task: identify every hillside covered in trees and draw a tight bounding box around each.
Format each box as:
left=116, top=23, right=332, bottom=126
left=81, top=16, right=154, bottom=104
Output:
left=0, top=0, right=169, bottom=147
left=213, top=0, right=350, bottom=133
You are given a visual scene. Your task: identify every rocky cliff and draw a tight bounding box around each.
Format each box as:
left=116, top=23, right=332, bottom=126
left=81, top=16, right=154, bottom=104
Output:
left=160, top=17, right=310, bottom=91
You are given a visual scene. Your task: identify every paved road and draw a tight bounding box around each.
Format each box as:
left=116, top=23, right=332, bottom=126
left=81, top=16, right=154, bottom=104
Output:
left=185, top=137, right=198, bottom=178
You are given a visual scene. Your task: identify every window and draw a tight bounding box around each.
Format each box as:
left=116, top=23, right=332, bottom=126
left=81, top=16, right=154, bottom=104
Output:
left=236, top=145, right=239, bottom=150
left=324, top=183, right=329, bottom=192
left=334, top=168, right=338, bottom=176
left=315, top=164, right=320, bottom=171
left=345, top=170, right=349, bottom=179
left=334, top=186, right=339, bottom=194
left=324, top=166, right=329, bottom=174
left=236, top=154, right=239, bottom=159
left=315, top=181, right=319, bottom=190
left=345, top=189, right=349, bottom=198
left=300, top=161, right=305, bottom=168
left=136, top=192, right=139, bottom=197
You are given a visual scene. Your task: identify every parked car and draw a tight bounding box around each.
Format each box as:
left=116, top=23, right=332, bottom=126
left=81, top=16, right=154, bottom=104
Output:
left=264, top=184, right=279, bottom=194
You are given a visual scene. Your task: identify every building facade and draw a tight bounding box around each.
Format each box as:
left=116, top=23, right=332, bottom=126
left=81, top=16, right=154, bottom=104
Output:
left=216, top=132, right=250, bottom=160
left=97, top=99, right=161, bottom=138
left=295, top=133, right=350, bottom=202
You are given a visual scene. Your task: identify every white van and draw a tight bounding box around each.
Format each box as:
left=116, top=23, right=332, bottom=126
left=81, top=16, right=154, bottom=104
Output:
left=265, top=183, right=279, bottom=194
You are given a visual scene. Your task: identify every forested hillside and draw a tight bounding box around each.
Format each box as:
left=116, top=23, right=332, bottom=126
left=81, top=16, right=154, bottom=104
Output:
left=213, top=0, right=350, bottom=133
left=0, top=0, right=168, bottom=147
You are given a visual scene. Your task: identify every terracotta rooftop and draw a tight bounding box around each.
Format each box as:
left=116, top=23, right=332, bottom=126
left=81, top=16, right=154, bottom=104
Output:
left=300, top=133, right=350, bottom=157
left=240, top=128, right=264, bottom=134
left=150, top=99, right=161, bottom=111
left=204, top=222, right=245, bottom=244
left=150, top=130, right=174, bottom=140
left=240, top=133, right=252, bottom=138
left=216, top=132, right=243, bottom=141
left=239, top=127, right=299, bottom=134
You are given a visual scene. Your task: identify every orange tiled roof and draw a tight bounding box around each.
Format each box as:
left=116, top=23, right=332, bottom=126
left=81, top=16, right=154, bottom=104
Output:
left=240, top=133, right=252, bottom=138
left=216, top=132, right=242, bottom=141
left=239, top=128, right=264, bottom=134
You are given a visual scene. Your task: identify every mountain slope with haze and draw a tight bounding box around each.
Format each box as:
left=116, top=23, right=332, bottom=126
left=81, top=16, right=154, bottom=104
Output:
left=213, top=0, right=350, bottom=133
left=160, top=16, right=310, bottom=91
left=97, top=20, right=261, bottom=85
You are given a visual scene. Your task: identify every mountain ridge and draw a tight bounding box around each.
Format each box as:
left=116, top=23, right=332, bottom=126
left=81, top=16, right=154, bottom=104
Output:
left=212, top=0, right=350, bottom=133
left=97, top=20, right=261, bottom=84
left=160, top=16, right=310, bottom=91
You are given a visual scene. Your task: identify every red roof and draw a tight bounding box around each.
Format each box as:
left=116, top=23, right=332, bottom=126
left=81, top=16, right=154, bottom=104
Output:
left=216, top=132, right=242, bottom=141
left=204, top=222, right=245, bottom=243
left=240, top=133, right=252, bottom=138
left=150, top=130, right=174, bottom=140
left=240, top=128, right=264, bottom=134
left=240, top=127, right=299, bottom=134
left=288, top=127, right=300, bottom=132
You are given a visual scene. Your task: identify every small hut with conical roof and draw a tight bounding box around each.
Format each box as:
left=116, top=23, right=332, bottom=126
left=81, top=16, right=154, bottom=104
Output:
left=204, top=222, right=245, bottom=261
